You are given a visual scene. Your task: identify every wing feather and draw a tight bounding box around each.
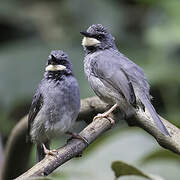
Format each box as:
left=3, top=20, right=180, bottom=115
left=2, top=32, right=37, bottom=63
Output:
left=91, top=53, right=136, bottom=106
left=28, top=89, right=43, bottom=137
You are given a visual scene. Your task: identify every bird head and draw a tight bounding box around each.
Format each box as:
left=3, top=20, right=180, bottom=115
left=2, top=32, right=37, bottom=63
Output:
left=80, top=24, right=116, bottom=52
left=45, top=50, right=73, bottom=73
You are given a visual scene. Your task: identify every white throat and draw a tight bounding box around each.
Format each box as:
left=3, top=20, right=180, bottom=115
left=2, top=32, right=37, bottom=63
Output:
left=82, top=37, right=100, bottom=46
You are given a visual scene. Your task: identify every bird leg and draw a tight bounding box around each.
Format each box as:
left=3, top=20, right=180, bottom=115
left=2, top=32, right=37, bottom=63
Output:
left=93, top=103, right=118, bottom=125
left=42, top=144, right=57, bottom=156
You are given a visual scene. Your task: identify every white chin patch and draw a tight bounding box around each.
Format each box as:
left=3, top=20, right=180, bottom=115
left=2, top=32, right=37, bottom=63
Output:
left=82, top=37, right=100, bottom=46
left=45, top=64, right=66, bottom=71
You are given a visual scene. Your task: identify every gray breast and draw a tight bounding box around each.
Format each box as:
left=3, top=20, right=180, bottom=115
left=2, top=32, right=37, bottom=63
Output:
left=30, top=76, right=80, bottom=143
left=84, top=52, right=123, bottom=105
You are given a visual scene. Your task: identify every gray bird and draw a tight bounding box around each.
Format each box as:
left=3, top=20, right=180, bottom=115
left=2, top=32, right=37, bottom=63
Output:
left=80, top=24, right=169, bottom=136
left=28, top=50, right=80, bottom=162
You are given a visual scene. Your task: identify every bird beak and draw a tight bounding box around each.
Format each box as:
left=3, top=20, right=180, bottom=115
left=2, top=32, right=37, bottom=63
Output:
left=45, top=64, right=66, bottom=71
left=80, top=31, right=91, bottom=37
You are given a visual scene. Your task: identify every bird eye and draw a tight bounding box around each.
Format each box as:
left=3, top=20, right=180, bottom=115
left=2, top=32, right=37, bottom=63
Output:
left=60, top=60, right=67, bottom=66
left=97, top=35, right=102, bottom=39
left=96, top=34, right=104, bottom=40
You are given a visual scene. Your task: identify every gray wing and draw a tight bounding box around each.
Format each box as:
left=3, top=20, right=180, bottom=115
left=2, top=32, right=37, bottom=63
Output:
left=116, top=52, right=151, bottom=100
left=91, top=53, right=136, bottom=106
left=115, top=52, right=169, bottom=135
left=28, top=88, right=43, bottom=137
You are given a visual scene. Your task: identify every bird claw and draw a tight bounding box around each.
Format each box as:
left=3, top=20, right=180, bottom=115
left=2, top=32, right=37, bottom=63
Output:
left=45, top=149, right=58, bottom=156
left=93, top=113, right=115, bottom=125
left=93, top=104, right=117, bottom=125
left=42, top=144, right=58, bottom=156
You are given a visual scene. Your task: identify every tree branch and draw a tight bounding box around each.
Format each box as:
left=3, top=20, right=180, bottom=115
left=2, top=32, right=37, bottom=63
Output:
left=134, top=109, right=180, bottom=154
left=1, top=116, right=32, bottom=180
left=2, top=96, right=180, bottom=179
left=15, top=117, right=111, bottom=179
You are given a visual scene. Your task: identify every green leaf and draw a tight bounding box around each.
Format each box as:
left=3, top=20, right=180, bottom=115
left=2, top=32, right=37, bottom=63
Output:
left=111, top=161, right=163, bottom=180
left=141, top=149, right=180, bottom=164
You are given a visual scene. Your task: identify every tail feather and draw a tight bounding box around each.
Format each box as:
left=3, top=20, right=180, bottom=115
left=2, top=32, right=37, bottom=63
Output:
left=36, top=141, right=49, bottom=163
left=139, top=94, right=170, bottom=136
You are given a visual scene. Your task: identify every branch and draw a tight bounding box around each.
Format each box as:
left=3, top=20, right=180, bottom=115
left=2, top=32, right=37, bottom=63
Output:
left=134, top=109, right=180, bottom=154
left=1, top=97, right=107, bottom=180
left=83, top=97, right=180, bottom=155
left=15, top=117, right=111, bottom=179
left=1, top=116, right=32, bottom=180
left=2, top=96, right=180, bottom=179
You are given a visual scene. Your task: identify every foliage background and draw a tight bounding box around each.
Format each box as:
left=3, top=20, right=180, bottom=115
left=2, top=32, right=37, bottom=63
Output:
left=0, top=0, right=180, bottom=179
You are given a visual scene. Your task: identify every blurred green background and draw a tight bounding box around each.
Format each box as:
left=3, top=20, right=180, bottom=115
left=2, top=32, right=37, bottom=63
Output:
left=0, top=0, right=180, bottom=179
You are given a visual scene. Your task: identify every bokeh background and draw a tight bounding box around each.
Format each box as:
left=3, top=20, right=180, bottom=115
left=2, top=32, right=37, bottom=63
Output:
left=0, top=0, right=180, bottom=179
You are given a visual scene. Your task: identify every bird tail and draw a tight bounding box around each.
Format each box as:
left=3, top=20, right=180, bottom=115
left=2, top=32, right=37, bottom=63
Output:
left=139, top=94, right=170, bottom=136
left=36, top=141, right=49, bottom=163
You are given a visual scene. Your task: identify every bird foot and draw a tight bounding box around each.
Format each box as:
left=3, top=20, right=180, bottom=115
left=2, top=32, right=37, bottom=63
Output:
left=93, top=104, right=117, bottom=125
left=66, top=132, right=89, bottom=145
left=45, top=149, right=58, bottom=156
left=42, top=144, right=58, bottom=156
left=93, top=113, right=115, bottom=125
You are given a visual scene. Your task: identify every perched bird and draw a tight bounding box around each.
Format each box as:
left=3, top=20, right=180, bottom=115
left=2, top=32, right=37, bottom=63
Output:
left=28, top=50, right=81, bottom=162
left=80, top=24, right=169, bottom=136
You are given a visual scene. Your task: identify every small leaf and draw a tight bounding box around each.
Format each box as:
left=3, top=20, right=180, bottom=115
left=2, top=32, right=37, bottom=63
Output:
left=111, top=161, right=163, bottom=180
left=141, top=149, right=180, bottom=164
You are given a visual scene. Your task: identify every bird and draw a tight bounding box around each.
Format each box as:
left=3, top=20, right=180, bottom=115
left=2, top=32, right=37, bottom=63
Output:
left=80, top=24, right=169, bottom=136
left=28, top=50, right=81, bottom=162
